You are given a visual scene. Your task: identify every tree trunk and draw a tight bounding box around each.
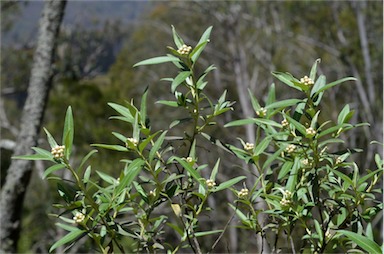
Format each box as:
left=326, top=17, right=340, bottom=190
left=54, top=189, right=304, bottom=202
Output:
left=0, top=1, right=67, bottom=252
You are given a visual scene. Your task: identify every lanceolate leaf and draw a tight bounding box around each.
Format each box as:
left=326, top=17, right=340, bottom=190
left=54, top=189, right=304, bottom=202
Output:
left=213, top=176, right=246, bottom=192
left=133, top=55, right=180, bottom=67
left=116, top=159, right=144, bottom=196
left=171, top=25, right=184, bottom=48
left=338, top=230, right=382, bottom=254
left=175, top=157, right=203, bottom=184
left=49, top=228, right=86, bottom=252
left=62, top=106, right=74, bottom=159
left=43, top=164, right=66, bottom=179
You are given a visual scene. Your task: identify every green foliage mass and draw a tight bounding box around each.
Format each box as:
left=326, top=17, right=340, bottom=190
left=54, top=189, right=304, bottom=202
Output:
left=15, top=26, right=383, bottom=254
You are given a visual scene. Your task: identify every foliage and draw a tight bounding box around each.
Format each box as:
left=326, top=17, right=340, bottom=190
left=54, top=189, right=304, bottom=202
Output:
left=13, top=26, right=382, bottom=253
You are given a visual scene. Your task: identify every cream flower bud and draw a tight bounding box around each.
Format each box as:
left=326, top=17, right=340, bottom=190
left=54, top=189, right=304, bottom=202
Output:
left=243, top=142, right=254, bottom=151
left=206, top=179, right=216, bottom=188
left=51, top=145, right=65, bottom=159
left=300, top=75, right=314, bottom=86
left=238, top=188, right=249, bottom=198
left=285, top=144, right=296, bottom=153
left=281, top=118, right=289, bottom=127
left=73, top=212, right=85, bottom=223
left=126, top=138, right=139, bottom=147
left=177, top=44, right=193, bottom=55
left=256, top=107, right=267, bottom=117
left=306, top=127, right=316, bottom=137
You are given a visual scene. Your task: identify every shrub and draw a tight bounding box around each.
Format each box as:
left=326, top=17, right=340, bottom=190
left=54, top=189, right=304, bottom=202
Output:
left=15, top=26, right=383, bottom=253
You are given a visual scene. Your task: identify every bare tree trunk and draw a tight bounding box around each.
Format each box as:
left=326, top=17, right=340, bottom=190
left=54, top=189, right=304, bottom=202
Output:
left=0, top=1, right=67, bottom=252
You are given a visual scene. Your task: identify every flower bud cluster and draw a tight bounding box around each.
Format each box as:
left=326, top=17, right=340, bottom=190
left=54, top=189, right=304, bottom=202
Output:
left=256, top=107, right=267, bottom=117
left=300, top=76, right=314, bottom=86
left=238, top=188, right=249, bottom=198
left=281, top=118, right=289, bottom=128
left=306, top=127, right=316, bottom=137
left=285, top=144, right=296, bottom=153
left=73, top=212, right=85, bottom=223
left=243, top=142, right=254, bottom=151
left=280, top=190, right=292, bottom=206
left=126, top=138, right=139, bottom=147
left=51, top=145, right=65, bottom=159
left=185, top=157, right=193, bottom=163
left=177, top=44, right=192, bottom=55
left=206, top=179, right=216, bottom=188
left=335, top=156, right=343, bottom=164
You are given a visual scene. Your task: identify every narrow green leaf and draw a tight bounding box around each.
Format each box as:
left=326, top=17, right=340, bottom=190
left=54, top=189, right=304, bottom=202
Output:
left=12, top=154, right=53, bottom=161
left=108, top=103, right=134, bottom=123
left=286, top=157, right=300, bottom=192
left=96, top=170, right=116, bottom=185
left=310, top=75, right=326, bottom=106
left=49, top=228, right=85, bottom=252
left=140, top=88, right=148, bottom=127
left=266, top=99, right=302, bottom=110
left=225, top=118, right=255, bottom=127
left=156, top=100, right=178, bottom=107
left=337, top=104, right=351, bottom=125
left=43, top=164, right=66, bottom=179
left=191, top=26, right=212, bottom=62
left=254, top=137, right=271, bottom=156
left=83, top=166, right=91, bottom=183
left=229, top=203, right=248, bottom=222
left=278, top=161, right=293, bottom=180
left=195, top=230, right=223, bottom=237
left=271, top=71, right=300, bottom=91
left=171, top=25, right=184, bottom=48
left=309, top=58, right=321, bottom=81
left=213, top=176, right=247, bottom=192
left=172, top=71, right=190, bottom=93
left=314, top=77, right=357, bottom=97
left=62, top=106, right=74, bottom=159
left=338, top=230, right=382, bottom=254
left=32, top=147, right=54, bottom=159
left=210, top=158, right=220, bottom=181
left=175, top=157, right=203, bottom=184
left=44, top=127, right=58, bottom=148
left=91, top=144, right=128, bottom=152
left=266, top=83, right=276, bottom=106
left=77, top=150, right=98, bottom=172
left=133, top=55, right=180, bottom=67
left=116, top=159, right=144, bottom=195
left=248, top=89, right=261, bottom=113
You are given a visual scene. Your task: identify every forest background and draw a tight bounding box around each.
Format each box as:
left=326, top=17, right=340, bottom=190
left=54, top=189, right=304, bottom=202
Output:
left=1, top=1, right=383, bottom=252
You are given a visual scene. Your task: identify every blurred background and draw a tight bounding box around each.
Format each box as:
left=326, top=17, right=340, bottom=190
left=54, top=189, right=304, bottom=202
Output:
left=1, top=1, right=382, bottom=252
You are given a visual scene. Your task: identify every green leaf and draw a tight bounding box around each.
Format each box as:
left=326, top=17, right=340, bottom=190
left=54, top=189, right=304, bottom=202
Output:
left=83, top=166, right=91, bottom=183
left=140, top=88, right=148, bottom=127
left=213, top=176, right=247, bottom=192
left=337, top=104, right=354, bottom=125
left=43, top=164, right=66, bottom=179
left=96, top=170, right=116, bottom=185
left=49, top=228, right=85, bottom=252
left=62, top=106, right=74, bottom=159
left=191, top=26, right=212, bottom=62
left=310, top=75, right=326, bottom=106
left=278, top=161, right=293, bottom=180
left=108, top=102, right=134, bottom=123
left=12, top=153, right=53, bottom=161
left=210, top=158, right=220, bottom=181
left=91, top=144, right=128, bottom=152
left=254, top=137, right=271, bottom=156
left=44, top=127, right=58, bottom=148
left=314, top=77, right=357, bottom=97
left=156, top=100, right=178, bottom=107
left=133, top=55, right=180, bottom=67
left=228, top=203, right=248, bottom=222
left=77, top=150, right=98, bottom=172
left=149, top=131, right=167, bottom=163
left=266, top=99, right=302, bottom=110
left=171, top=25, right=184, bottom=48
left=116, top=159, right=144, bottom=196
left=248, top=89, right=261, bottom=113
left=309, top=58, right=321, bottom=81
left=271, top=71, right=301, bottom=91
left=172, top=71, right=190, bottom=93
left=286, top=157, right=300, bottom=192
left=175, top=157, right=203, bottom=184
left=338, top=230, right=382, bottom=254
left=195, top=230, right=223, bottom=237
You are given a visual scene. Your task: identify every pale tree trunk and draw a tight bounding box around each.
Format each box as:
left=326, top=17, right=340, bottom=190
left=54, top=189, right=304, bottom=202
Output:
left=0, top=1, right=67, bottom=253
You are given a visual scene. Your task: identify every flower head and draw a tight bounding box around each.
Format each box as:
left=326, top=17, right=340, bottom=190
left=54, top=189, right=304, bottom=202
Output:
left=238, top=188, right=249, bottom=199
left=306, top=127, right=316, bottom=137
left=256, top=107, right=267, bottom=117
left=300, top=75, right=314, bottom=86
left=285, top=144, right=296, bottom=153
left=243, top=142, right=254, bottom=151
left=73, top=212, right=85, bottom=223
left=280, top=190, right=293, bottom=206
left=281, top=118, right=289, bottom=128
left=177, top=44, right=192, bottom=55
left=126, top=138, right=139, bottom=147
left=51, top=145, right=65, bottom=159
left=206, top=179, right=216, bottom=189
